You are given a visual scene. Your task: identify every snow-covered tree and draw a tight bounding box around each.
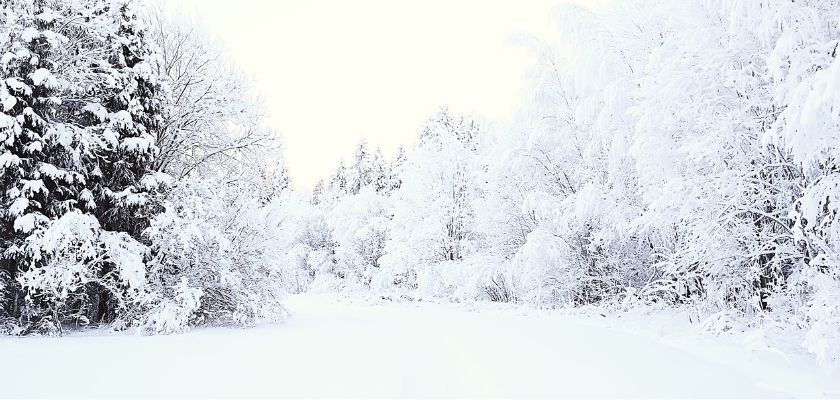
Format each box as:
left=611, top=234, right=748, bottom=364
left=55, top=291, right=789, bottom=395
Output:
left=88, top=1, right=169, bottom=238
left=259, top=154, right=291, bottom=204
left=147, top=8, right=274, bottom=180
left=0, top=0, right=290, bottom=334
left=142, top=177, right=289, bottom=333
left=0, top=0, right=95, bottom=330
left=379, top=107, right=482, bottom=299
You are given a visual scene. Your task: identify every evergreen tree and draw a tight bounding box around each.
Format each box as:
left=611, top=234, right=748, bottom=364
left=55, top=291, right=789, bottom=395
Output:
left=371, top=147, right=390, bottom=193
left=347, top=139, right=372, bottom=195
left=323, top=159, right=348, bottom=202
left=0, top=0, right=87, bottom=326
left=384, top=145, right=406, bottom=193
left=311, top=179, right=325, bottom=205
left=90, top=2, right=168, bottom=239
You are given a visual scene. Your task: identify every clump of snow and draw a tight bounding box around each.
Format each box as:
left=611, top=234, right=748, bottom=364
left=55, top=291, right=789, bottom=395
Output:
left=29, top=68, right=59, bottom=89
left=109, top=110, right=132, bottom=128
left=0, top=151, right=21, bottom=167
left=120, top=136, right=154, bottom=153
left=35, top=8, right=59, bottom=24
left=1, top=87, right=17, bottom=111
left=4, top=77, right=31, bottom=96
left=139, top=171, right=174, bottom=190
left=20, top=27, right=39, bottom=42
left=13, top=212, right=48, bottom=233
left=20, top=179, right=46, bottom=196
left=8, top=197, right=28, bottom=216
left=82, top=102, right=107, bottom=122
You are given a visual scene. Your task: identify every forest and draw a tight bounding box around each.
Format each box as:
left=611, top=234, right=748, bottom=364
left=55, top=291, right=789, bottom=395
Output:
left=1, top=0, right=839, bottom=374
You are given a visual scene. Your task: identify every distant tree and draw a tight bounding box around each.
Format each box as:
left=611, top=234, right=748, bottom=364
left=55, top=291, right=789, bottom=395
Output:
left=260, top=156, right=291, bottom=204
left=311, top=179, right=325, bottom=205
left=379, top=107, right=481, bottom=297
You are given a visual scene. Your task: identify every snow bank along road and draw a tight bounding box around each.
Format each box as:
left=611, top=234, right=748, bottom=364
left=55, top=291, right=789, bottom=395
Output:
left=1, top=294, right=838, bottom=398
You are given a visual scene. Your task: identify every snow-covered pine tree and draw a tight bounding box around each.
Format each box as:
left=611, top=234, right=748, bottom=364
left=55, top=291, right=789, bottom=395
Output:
left=383, top=145, right=406, bottom=193
left=311, top=178, right=325, bottom=205
left=370, top=147, right=391, bottom=193
left=344, top=139, right=392, bottom=195
left=346, top=139, right=372, bottom=195
left=0, top=0, right=91, bottom=329
left=90, top=2, right=168, bottom=239
left=320, top=159, right=348, bottom=204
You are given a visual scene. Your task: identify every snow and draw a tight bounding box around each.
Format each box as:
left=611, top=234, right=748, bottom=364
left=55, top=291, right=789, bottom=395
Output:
left=36, top=8, right=60, bottom=24
left=0, top=150, right=21, bottom=167
left=2, top=1, right=840, bottom=397
left=1, top=294, right=837, bottom=398
left=8, top=197, right=28, bottom=216
left=20, top=27, right=40, bottom=42
left=20, top=178, right=47, bottom=196
left=99, top=230, right=148, bottom=293
left=4, top=77, right=31, bottom=96
left=13, top=212, right=47, bottom=233
left=139, top=171, right=174, bottom=190
left=120, top=136, right=155, bottom=154
left=38, top=162, right=68, bottom=181
left=1, top=89, right=16, bottom=111
left=82, top=102, right=107, bottom=122
left=29, top=68, right=59, bottom=89
left=110, top=110, right=133, bottom=128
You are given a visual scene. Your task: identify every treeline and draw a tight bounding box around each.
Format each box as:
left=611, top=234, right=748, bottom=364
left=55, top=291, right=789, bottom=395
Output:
left=291, top=1, right=840, bottom=367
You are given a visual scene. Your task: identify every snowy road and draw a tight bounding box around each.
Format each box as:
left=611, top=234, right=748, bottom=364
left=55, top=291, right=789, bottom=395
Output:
left=1, top=294, right=838, bottom=398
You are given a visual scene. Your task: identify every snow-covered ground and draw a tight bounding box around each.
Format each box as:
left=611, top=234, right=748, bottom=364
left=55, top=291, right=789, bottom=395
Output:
left=1, top=294, right=838, bottom=398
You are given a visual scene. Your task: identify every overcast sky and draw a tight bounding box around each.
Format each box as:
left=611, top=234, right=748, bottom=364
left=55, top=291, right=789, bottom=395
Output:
left=159, top=0, right=567, bottom=188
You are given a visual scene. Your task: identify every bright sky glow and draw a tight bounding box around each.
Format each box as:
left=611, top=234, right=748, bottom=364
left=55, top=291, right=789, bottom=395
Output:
left=159, top=0, right=573, bottom=187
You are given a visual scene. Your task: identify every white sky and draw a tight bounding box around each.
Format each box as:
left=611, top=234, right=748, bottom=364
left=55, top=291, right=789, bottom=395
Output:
left=159, top=0, right=568, bottom=188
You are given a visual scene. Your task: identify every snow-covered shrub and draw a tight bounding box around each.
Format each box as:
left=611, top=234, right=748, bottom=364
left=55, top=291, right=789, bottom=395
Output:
left=15, top=211, right=149, bottom=334
left=421, top=255, right=519, bottom=303
left=142, top=178, right=288, bottom=333
left=139, top=277, right=202, bottom=335
left=326, top=188, right=390, bottom=292
left=482, top=272, right=519, bottom=303
left=258, top=193, right=319, bottom=294
left=290, top=206, right=338, bottom=293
